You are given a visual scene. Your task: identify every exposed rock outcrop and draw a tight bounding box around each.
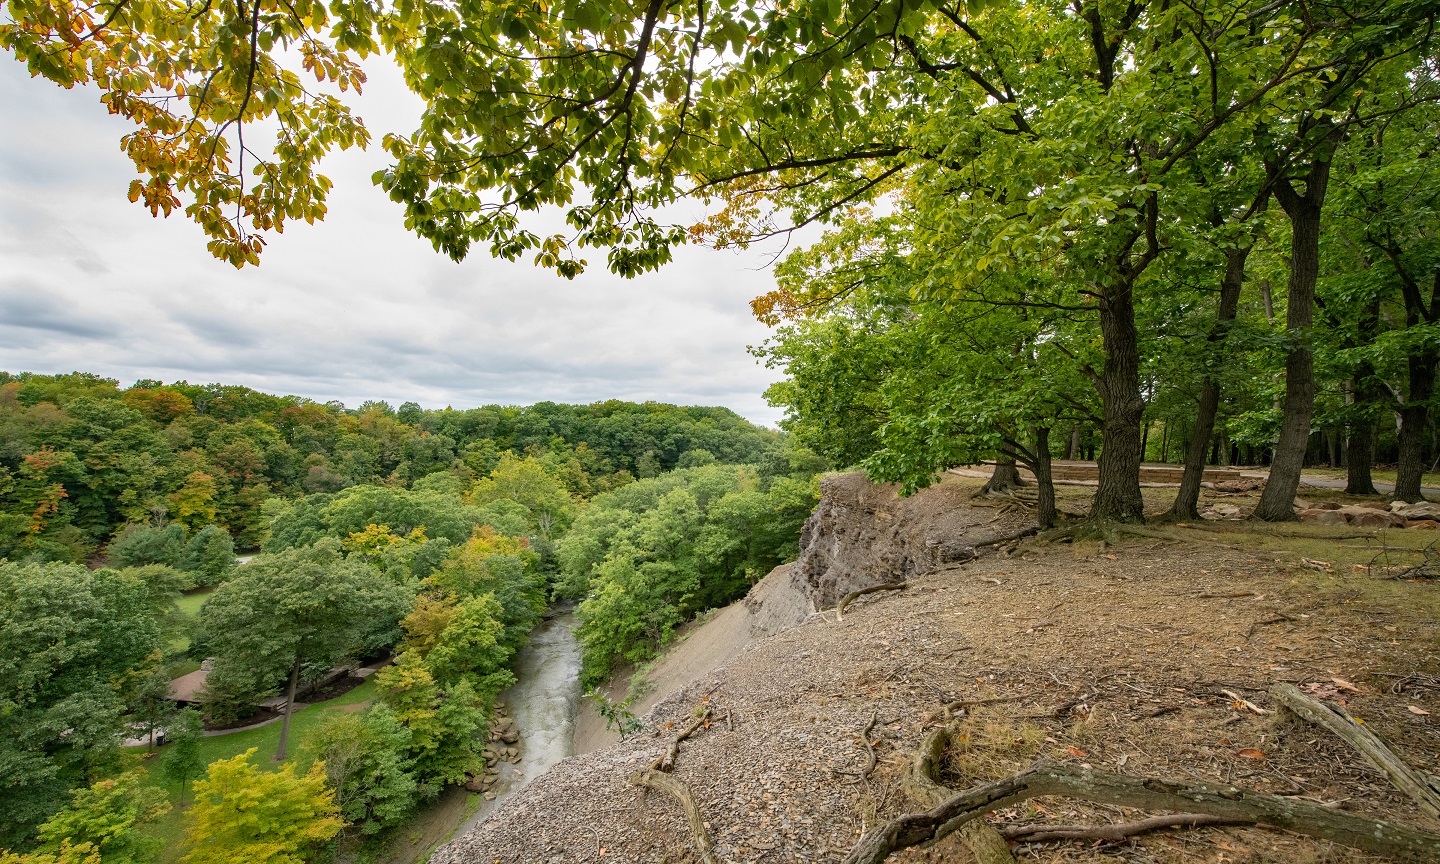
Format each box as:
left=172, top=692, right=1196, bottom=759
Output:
left=790, top=473, right=1033, bottom=608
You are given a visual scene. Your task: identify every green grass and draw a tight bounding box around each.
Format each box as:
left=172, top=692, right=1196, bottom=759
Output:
left=174, top=589, right=213, bottom=618
left=168, top=589, right=214, bottom=653
left=128, top=678, right=378, bottom=861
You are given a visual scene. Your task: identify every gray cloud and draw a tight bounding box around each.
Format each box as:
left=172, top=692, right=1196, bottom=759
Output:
left=0, top=55, right=789, bottom=424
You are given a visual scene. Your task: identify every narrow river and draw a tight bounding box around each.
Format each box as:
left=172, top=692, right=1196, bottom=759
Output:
left=456, top=609, right=583, bottom=835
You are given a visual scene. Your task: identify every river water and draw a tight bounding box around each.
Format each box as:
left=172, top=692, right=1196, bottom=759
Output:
left=455, top=609, right=583, bottom=836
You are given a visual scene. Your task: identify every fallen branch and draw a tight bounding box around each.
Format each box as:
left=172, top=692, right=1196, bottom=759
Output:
left=1246, top=615, right=1293, bottom=638
left=1000, top=812, right=1250, bottom=843
left=629, top=769, right=720, bottom=864
left=835, top=582, right=907, bottom=621
left=652, top=707, right=714, bottom=772
left=1270, top=683, right=1440, bottom=819
left=842, top=759, right=1440, bottom=864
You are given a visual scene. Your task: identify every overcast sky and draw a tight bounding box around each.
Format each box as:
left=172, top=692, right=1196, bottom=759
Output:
left=0, top=55, right=791, bottom=425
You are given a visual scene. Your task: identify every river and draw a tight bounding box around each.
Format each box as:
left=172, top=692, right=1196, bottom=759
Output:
left=370, top=610, right=583, bottom=864
left=458, top=609, right=584, bottom=834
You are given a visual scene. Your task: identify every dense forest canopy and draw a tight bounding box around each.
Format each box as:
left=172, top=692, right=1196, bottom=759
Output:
left=0, top=370, right=778, bottom=561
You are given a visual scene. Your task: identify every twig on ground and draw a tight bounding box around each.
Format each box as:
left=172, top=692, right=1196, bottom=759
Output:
left=1221, top=689, right=1272, bottom=716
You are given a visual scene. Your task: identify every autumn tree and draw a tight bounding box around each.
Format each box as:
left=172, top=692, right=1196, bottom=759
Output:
left=181, top=749, right=343, bottom=864
left=31, top=773, right=169, bottom=864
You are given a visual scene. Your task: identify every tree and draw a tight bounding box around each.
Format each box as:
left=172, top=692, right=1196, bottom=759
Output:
left=306, top=709, right=418, bottom=835
left=126, top=662, right=176, bottom=753
left=181, top=749, right=343, bottom=864
left=468, top=454, right=575, bottom=539
left=0, top=561, right=175, bottom=846
left=107, top=523, right=186, bottom=569
left=196, top=539, right=411, bottom=760
left=169, top=471, right=218, bottom=531
left=160, top=709, right=206, bottom=807
left=31, top=773, right=169, bottom=864
left=177, top=525, right=236, bottom=586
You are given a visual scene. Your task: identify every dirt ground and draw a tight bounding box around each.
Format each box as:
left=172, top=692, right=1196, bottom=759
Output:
left=436, top=474, right=1440, bottom=864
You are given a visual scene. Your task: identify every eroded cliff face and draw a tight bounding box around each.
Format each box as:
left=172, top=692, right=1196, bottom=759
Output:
left=789, top=472, right=1030, bottom=609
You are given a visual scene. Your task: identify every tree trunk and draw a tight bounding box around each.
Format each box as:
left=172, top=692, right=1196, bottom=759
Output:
left=1066, top=426, right=1080, bottom=460
left=1346, top=367, right=1379, bottom=495
left=980, top=455, right=1024, bottom=494
left=1030, top=427, right=1055, bottom=529
left=1092, top=283, right=1146, bottom=522
left=275, top=650, right=302, bottom=762
left=1255, top=160, right=1331, bottom=521
left=1395, top=350, right=1436, bottom=502
left=1171, top=245, right=1249, bottom=520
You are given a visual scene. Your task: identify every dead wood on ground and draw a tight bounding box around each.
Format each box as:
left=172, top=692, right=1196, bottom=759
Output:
left=843, top=759, right=1440, bottom=864
left=1271, top=682, right=1440, bottom=818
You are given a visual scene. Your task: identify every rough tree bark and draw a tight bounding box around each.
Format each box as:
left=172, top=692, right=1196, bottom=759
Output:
left=981, top=455, right=1024, bottom=494
left=1395, top=352, right=1436, bottom=503
left=1093, top=278, right=1146, bottom=523
left=1171, top=244, right=1251, bottom=520
left=1255, top=156, right=1333, bottom=521
left=1029, top=427, right=1056, bottom=529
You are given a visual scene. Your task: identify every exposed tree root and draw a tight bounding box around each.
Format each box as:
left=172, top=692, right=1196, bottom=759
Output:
left=939, top=693, right=1027, bottom=720
left=999, top=812, right=1250, bottom=843
left=842, top=759, right=1440, bottom=864
left=835, top=583, right=907, bottom=621
left=629, top=706, right=725, bottom=864
left=629, top=768, right=720, bottom=864
left=900, top=722, right=1017, bottom=864
left=1271, top=683, right=1440, bottom=818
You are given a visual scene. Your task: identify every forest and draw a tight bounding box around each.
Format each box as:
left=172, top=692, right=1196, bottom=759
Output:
left=0, top=372, right=822, bottom=861
left=5, top=0, right=1440, bottom=860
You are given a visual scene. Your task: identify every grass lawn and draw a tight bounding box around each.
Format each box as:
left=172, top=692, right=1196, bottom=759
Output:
left=128, top=678, right=378, bottom=862
left=167, top=589, right=213, bottom=654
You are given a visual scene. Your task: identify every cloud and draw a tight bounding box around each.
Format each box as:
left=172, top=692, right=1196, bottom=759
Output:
left=0, top=55, right=789, bottom=425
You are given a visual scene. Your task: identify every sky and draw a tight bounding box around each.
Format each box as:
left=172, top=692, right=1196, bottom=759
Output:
left=0, top=54, right=793, bottom=426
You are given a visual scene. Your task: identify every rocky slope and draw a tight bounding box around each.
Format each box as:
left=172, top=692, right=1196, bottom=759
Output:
left=432, top=473, right=1440, bottom=864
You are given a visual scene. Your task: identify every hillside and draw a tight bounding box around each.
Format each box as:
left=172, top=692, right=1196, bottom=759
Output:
left=435, top=473, right=1440, bottom=864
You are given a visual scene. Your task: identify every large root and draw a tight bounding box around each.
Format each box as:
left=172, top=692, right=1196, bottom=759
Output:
left=629, top=768, right=720, bottom=864
left=900, top=723, right=1016, bottom=864
left=629, top=706, right=725, bottom=864
left=999, top=813, right=1249, bottom=843
left=835, top=583, right=907, bottom=622
left=843, top=759, right=1440, bottom=864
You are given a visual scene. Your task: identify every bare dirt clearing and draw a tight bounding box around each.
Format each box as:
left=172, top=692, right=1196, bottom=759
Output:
left=436, top=474, right=1440, bottom=864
